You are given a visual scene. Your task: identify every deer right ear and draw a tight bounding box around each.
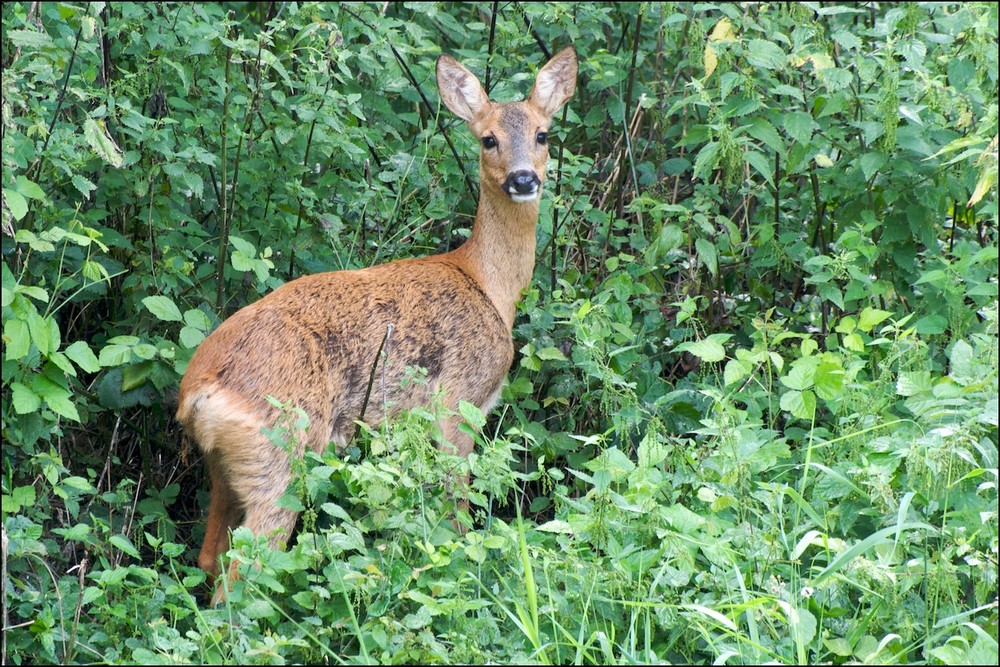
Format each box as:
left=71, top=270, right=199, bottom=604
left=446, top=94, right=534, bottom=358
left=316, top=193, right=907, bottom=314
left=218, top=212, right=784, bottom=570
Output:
left=437, top=55, right=490, bottom=122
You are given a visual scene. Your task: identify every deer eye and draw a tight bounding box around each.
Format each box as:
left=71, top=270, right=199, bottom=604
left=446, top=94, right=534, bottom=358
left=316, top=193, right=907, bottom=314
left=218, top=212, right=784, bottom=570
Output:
left=536, top=132, right=548, bottom=145
left=481, top=136, right=497, bottom=149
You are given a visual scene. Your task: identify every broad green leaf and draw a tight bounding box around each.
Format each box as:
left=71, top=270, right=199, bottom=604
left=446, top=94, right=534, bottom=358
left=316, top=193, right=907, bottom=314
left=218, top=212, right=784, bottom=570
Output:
left=780, top=363, right=816, bottom=391
left=122, top=361, right=153, bottom=392
left=859, top=153, right=886, bottom=181
left=745, top=39, right=786, bottom=70
left=677, top=336, right=729, bottom=363
left=83, top=117, right=125, bottom=168
left=109, top=534, right=141, bottom=559
left=15, top=176, right=45, bottom=200
left=179, top=326, right=205, bottom=349
left=4, top=319, right=31, bottom=360
left=99, top=343, right=134, bottom=367
left=63, top=341, right=99, bottom=373
left=780, top=388, right=816, bottom=420
left=183, top=309, right=213, bottom=331
left=4, top=189, right=28, bottom=220
left=27, top=310, right=54, bottom=357
left=783, top=112, right=816, bottom=145
left=814, top=360, right=845, bottom=400
left=11, top=382, right=41, bottom=414
left=857, top=307, right=893, bottom=332
left=458, top=400, right=486, bottom=431
left=7, top=29, right=52, bottom=48
left=695, top=237, right=718, bottom=276
left=142, top=295, right=183, bottom=322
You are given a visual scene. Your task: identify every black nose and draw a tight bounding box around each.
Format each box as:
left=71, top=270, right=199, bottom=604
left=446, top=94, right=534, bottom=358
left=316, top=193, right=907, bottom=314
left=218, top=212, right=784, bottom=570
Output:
left=504, top=170, right=540, bottom=195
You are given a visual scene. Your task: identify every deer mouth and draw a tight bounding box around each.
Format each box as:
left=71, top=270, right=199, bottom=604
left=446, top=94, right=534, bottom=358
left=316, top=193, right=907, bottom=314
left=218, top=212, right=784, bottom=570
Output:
left=504, top=169, right=541, bottom=202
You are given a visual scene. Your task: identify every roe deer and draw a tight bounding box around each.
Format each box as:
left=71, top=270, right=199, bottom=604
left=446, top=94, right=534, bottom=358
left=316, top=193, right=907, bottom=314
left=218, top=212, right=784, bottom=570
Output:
left=176, top=46, right=577, bottom=604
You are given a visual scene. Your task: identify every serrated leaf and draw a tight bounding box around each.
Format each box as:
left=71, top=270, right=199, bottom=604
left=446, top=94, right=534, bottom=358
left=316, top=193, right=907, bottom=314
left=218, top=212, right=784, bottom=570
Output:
left=859, top=153, right=886, bottom=181
left=780, top=363, right=815, bottom=391
left=83, top=117, right=124, bottom=168
left=744, top=150, right=775, bottom=187
left=783, top=112, right=816, bottom=144
left=6, top=29, right=52, bottom=48
left=122, top=361, right=153, bottom=392
left=677, top=338, right=727, bottom=363
left=179, top=326, right=205, bottom=349
left=692, top=141, right=721, bottom=183
left=65, top=341, right=101, bottom=373
left=72, top=174, right=97, bottom=198
left=142, top=295, right=183, bottom=322
left=4, top=319, right=31, bottom=360
left=695, top=237, right=718, bottom=276
left=746, top=39, right=786, bottom=70
left=780, top=388, right=816, bottom=420
left=99, top=343, right=133, bottom=367
left=857, top=307, right=892, bottom=332
left=27, top=310, right=52, bottom=357
left=15, top=176, right=45, bottom=200
left=11, top=382, right=41, bottom=414
left=42, top=387, right=80, bottom=421
left=4, top=189, right=28, bottom=220
left=535, top=346, right=567, bottom=362
left=458, top=400, right=486, bottom=431
left=814, top=360, right=845, bottom=400
left=109, top=534, right=141, bottom=559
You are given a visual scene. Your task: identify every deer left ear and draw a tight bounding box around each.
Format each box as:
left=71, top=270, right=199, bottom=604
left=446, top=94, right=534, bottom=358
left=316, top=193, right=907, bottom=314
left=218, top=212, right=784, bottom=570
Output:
left=528, top=47, right=578, bottom=117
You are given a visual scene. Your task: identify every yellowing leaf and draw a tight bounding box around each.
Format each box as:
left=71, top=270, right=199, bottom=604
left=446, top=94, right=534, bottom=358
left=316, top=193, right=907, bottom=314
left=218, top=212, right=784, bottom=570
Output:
left=705, top=42, right=718, bottom=79
left=709, top=17, right=736, bottom=42
left=704, top=18, right=737, bottom=80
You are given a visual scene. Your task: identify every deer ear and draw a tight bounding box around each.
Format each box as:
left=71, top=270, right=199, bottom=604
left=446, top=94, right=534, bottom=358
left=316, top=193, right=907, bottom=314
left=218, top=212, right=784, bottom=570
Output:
left=528, top=47, right=578, bottom=117
left=437, top=55, right=490, bottom=122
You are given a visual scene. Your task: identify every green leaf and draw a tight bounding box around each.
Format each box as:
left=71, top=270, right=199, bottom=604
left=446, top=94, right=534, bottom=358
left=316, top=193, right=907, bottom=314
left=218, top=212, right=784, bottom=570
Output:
left=4, top=318, right=31, bottom=360
left=692, top=141, right=720, bottom=183
left=35, top=377, right=80, bottom=421
left=747, top=117, right=784, bottom=153
left=677, top=335, right=730, bottom=363
left=780, top=388, right=816, bottom=420
left=6, top=29, right=52, bottom=48
left=745, top=39, right=787, bottom=70
left=780, top=363, right=816, bottom=391
left=458, top=400, right=486, bottom=431
left=695, top=237, right=718, bottom=276
left=4, top=189, right=28, bottom=221
left=27, top=310, right=53, bottom=357
left=814, top=360, right=845, bottom=400
left=183, top=309, right=213, bottom=331
left=11, top=382, right=41, bottom=414
left=142, top=295, right=183, bottom=322
left=744, top=150, right=774, bottom=187
left=857, top=307, right=893, bottom=332
left=99, top=343, right=134, bottom=367
left=122, top=361, right=153, bottom=392
left=783, top=112, right=816, bottom=144
left=179, top=326, right=205, bottom=349
left=109, top=534, right=141, bottom=559
left=859, top=153, right=886, bottom=181
left=83, top=117, right=125, bottom=168
left=15, top=176, right=46, bottom=200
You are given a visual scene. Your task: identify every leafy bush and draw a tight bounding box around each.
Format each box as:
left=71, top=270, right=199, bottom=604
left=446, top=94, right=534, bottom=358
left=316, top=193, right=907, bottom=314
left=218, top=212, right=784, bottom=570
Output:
left=2, top=2, right=996, bottom=664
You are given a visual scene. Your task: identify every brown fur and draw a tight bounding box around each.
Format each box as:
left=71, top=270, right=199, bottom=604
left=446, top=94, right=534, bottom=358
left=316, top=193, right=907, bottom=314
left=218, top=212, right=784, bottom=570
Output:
left=176, top=47, right=577, bottom=604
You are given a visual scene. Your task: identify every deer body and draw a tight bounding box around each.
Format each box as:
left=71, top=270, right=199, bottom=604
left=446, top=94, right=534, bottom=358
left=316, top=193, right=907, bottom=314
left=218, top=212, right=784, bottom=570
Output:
left=176, top=47, right=577, bottom=603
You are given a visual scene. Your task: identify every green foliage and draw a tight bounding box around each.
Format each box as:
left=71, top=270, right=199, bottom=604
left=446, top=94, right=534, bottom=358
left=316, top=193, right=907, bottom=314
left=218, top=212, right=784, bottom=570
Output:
left=2, top=2, right=997, bottom=664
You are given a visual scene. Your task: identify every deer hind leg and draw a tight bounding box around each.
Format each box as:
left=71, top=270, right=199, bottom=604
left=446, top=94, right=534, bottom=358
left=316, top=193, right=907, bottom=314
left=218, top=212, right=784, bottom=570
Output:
left=196, top=410, right=303, bottom=605
left=198, top=449, right=242, bottom=578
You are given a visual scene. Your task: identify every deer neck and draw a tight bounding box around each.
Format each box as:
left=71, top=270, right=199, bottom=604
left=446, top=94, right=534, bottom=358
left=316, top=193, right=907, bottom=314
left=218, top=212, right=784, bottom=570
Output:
left=456, top=190, right=539, bottom=331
